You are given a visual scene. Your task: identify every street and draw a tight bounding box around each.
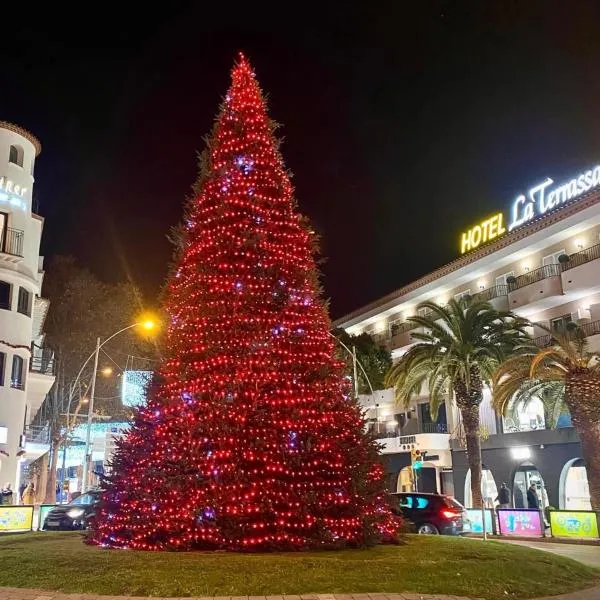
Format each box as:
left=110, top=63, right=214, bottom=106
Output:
left=499, top=540, right=600, bottom=569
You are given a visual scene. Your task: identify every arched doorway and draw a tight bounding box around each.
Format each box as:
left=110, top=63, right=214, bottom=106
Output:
left=464, top=467, right=498, bottom=508
left=559, top=458, right=591, bottom=510
left=512, top=462, right=547, bottom=510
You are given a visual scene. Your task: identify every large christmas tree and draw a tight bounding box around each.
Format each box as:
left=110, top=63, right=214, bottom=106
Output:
left=91, top=55, right=398, bottom=551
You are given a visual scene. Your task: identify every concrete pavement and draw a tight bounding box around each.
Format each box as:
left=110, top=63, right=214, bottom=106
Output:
left=499, top=539, right=600, bottom=569
left=0, top=590, right=599, bottom=600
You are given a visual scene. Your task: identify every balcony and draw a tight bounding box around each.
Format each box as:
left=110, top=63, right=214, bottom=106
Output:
left=0, top=227, right=24, bottom=261
left=561, top=243, right=600, bottom=296
left=390, top=320, right=419, bottom=350
left=30, top=343, right=55, bottom=375
left=471, top=284, right=509, bottom=311
left=534, top=319, right=600, bottom=348
left=507, top=264, right=563, bottom=310
left=561, top=243, right=600, bottom=271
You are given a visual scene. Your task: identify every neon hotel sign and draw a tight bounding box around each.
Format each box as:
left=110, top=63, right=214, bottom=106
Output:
left=460, top=165, right=600, bottom=254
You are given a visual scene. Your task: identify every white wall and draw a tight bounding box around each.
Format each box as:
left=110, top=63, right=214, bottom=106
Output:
left=0, top=124, right=45, bottom=492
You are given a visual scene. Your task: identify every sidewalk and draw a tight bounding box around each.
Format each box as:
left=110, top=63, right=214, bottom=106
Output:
left=0, top=588, right=598, bottom=600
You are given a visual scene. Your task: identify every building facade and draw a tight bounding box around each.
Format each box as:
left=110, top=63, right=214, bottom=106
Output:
left=0, top=122, right=54, bottom=493
left=334, top=164, right=600, bottom=511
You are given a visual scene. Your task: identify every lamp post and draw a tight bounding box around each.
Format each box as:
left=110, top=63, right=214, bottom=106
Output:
left=78, top=320, right=155, bottom=492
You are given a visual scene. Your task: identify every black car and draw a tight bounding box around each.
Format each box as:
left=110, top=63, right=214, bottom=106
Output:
left=390, top=492, right=470, bottom=535
left=43, top=491, right=102, bottom=531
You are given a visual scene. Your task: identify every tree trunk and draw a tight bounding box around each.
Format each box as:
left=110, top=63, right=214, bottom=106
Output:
left=565, top=374, right=600, bottom=511
left=460, top=403, right=483, bottom=508
left=44, top=436, right=60, bottom=504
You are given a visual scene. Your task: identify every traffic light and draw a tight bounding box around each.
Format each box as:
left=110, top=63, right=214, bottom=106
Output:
left=411, top=448, right=424, bottom=470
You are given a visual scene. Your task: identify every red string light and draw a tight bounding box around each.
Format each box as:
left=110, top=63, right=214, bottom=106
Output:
left=90, top=53, right=399, bottom=551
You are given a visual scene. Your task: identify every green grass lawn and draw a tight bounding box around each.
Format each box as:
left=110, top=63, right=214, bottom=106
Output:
left=0, top=532, right=597, bottom=599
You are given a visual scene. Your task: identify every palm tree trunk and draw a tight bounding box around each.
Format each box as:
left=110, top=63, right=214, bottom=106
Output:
left=566, top=375, right=600, bottom=510
left=577, top=425, right=600, bottom=511
left=459, top=403, right=483, bottom=508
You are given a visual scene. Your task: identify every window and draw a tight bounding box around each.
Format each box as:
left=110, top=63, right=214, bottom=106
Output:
left=454, top=289, right=472, bottom=301
left=495, top=272, right=514, bottom=288
left=70, top=492, right=99, bottom=506
left=0, top=281, right=10, bottom=310
left=0, top=426, right=7, bottom=444
left=551, top=315, right=572, bottom=334
left=10, top=355, right=24, bottom=390
left=0, top=352, right=4, bottom=386
left=17, top=287, right=30, bottom=316
left=8, top=145, right=24, bottom=167
left=543, top=249, right=566, bottom=266
left=398, top=495, right=413, bottom=509
left=414, top=496, right=430, bottom=509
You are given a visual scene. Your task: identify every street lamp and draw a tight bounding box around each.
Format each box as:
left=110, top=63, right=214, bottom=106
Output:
left=78, top=318, right=157, bottom=492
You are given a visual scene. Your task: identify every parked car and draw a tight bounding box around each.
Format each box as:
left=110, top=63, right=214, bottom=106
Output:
left=43, top=490, right=102, bottom=531
left=390, top=492, right=470, bottom=535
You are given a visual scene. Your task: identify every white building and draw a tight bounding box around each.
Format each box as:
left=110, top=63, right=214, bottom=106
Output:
left=0, top=122, right=54, bottom=492
left=335, top=163, right=600, bottom=509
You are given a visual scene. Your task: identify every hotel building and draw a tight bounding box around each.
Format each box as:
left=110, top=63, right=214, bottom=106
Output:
left=0, top=122, right=55, bottom=493
left=334, top=165, right=600, bottom=511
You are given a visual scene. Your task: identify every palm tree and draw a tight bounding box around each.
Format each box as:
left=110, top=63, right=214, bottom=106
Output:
left=493, top=327, right=600, bottom=510
left=385, top=299, right=531, bottom=507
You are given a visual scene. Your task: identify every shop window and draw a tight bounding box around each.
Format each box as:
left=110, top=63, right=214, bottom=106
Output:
left=9, top=145, right=24, bottom=167
left=0, top=281, right=10, bottom=310
left=559, top=458, right=591, bottom=510
left=0, top=352, right=4, bottom=386
left=464, top=467, right=498, bottom=508
left=10, top=355, right=24, bottom=390
left=503, top=396, right=546, bottom=433
left=17, top=287, right=31, bottom=316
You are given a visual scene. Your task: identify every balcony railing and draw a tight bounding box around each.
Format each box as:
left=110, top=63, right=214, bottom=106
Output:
left=368, top=422, right=448, bottom=438
left=534, top=319, right=600, bottom=348
left=391, top=320, right=419, bottom=336
left=1, top=227, right=24, bottom=257
left=509, top=263, right=561, bottom=291
left=471, top=284, right=508, bottom=303
left=30, top=344, right=55, bottom=375
left=561, top=243, right=600, bottom=271
left=25, top=424, right=51, bottom=445
left=421, top=422, right=448, bottom=434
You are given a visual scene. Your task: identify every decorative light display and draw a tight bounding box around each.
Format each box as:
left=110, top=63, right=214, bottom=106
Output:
left=121, top=370, right=152, bottom=408
left=90, top=54, right=398, bottom=551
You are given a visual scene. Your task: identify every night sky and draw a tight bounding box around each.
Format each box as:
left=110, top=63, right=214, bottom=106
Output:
left=3, top=2, right=600, bottom=319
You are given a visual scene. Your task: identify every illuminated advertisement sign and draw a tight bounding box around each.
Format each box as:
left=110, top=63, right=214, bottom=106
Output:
left=497, top=509, right=543, bottom=537
left=466, top=509, right=494, bottom=534
left=0, top=176, right=27, bottom=210
left=459, top=165, right=600, bottom=254
left=0, top=505, right=33, bottom=532
left=550, top=511, right=599, bottom=539
left=38, top=504, right=56, bottom=531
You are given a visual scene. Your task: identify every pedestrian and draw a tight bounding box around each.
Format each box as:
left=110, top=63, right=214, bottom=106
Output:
left=0, top=482, right=13, bottom=505
left=21, top=482, right=35, bottom=505
left=496, top=482, right=511, bottom=508
left=514, top=484, right=525, bottom=508
left=527, top=483, right=539, bottom=509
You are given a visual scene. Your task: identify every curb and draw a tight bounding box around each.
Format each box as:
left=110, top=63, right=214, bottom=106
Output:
left=0, top=588, right=598, bottom=600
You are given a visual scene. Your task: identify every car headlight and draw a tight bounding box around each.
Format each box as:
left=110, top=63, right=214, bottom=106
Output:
left=67, top=508, right=85, bottom=519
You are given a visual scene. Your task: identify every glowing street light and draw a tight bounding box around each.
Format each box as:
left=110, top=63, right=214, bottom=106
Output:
left=78, top=315, right=159, bottom=491
left=101, top=367, right=113, bottom=377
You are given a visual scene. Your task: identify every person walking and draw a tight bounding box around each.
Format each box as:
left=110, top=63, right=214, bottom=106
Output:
left=527, top=483, right=539, bottom=509
left=0, top=482, right=13, bottom=505
left=21, top=482, right=35, bottom=505
left=496, top=482, right=511, bottom=508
